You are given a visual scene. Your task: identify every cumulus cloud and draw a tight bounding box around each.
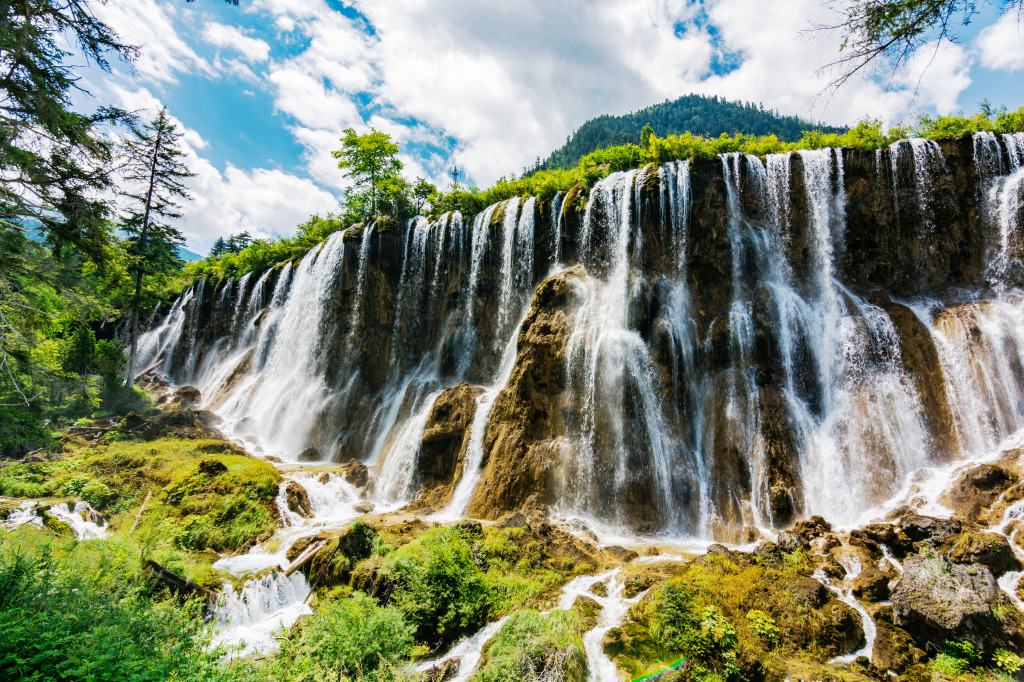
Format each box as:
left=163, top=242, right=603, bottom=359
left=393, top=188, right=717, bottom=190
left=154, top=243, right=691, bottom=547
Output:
left=203, top=22, right=272, bottom=63
left=94, top=0, right=998, bottom=242
left=108, top=87, right=338, bottom=253
left=976, top=10, right=1024, bottom=72
left=91, top=0, right=213, bottom=84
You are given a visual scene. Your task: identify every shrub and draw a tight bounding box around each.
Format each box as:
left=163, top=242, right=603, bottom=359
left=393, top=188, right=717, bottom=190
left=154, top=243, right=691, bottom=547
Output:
left=994, top=648, right=1024, bottom=674
left=650, top=581, right=740, bottom=680
left=279, top=592, right=420, bottom=682
left=379, top=527, right=490, bottom=646
left=470, top=609, right=587, bottom=682
left=0, top=406, right=56, bottom=457
left=745, top=609, right=779, bottom=648
left=0, top=531, right=239, bottom=682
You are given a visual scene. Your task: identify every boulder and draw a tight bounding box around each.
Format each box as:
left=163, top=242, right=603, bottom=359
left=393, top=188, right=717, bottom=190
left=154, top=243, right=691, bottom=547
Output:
left=353, top=501, right=375, bottom=514
left=776, top=530, right=807, bottom=553
left=285, top=481, right=313, bottom=518
left=572, top=595, right=602, bottom=629
left=948, top=532, right=1015, bottom=576
left=341, top=458, right=369, bottom=489
left=891, top=550, right=1007, bottom=652
left=421, top=657, right=460, bottom=682
left=172, top=386, right=202, bottom=408
left=898, top=512, right=961, bottom=545
left=872, top=618, right=927, bottom=674
left=414, top=382, right=485, bottom=508
left=852, top=565, right=890, bottom=602
left=603, top=546, right=639, bottom=564
left=943, top=463, right=1013, bottom=521
left=297, top=446, right=321, bottom=462
left=197, top=459, right=227, bottom=477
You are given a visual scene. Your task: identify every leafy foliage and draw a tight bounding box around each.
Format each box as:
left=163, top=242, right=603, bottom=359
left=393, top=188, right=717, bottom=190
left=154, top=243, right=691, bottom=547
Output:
left=818, top=0, right=1024, bottom=89
left=278, top=593, right=421, bottom=682
left=0, top=531, right=241, bottom=682
left=333, top=127, right=406, bottom=217
left=470, top=609, right=587, bottom=682
left=379, top=527, right=490, bottom=646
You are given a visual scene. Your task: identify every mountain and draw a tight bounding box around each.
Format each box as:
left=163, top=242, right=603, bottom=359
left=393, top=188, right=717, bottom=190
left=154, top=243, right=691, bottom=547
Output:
left=536, top=93, right=847, bottom=171
left=22, top=221, right=201, bottom=262
left=176, top=246, right=202, bottom=262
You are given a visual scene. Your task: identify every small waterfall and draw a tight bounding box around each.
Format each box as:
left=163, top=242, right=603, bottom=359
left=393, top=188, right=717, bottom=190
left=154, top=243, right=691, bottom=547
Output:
left=209, top=232, right=348, bottom=457
left=212, top=572, right=312, bottom=657
left=551, top=191, right=565, bottom=265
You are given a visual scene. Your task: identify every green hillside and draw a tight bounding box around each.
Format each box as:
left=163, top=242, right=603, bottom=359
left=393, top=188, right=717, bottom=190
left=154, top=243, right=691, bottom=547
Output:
left=537, top=94, right=847, bottom=171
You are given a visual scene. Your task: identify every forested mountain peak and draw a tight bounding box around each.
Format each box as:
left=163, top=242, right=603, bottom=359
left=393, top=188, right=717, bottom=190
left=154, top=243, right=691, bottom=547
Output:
left=536, top=93, right=847, bottom=172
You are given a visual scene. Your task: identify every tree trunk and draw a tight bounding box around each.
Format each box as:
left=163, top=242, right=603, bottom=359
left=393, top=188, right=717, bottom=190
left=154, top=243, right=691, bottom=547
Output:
left=125, top=126, right=164, bottom=388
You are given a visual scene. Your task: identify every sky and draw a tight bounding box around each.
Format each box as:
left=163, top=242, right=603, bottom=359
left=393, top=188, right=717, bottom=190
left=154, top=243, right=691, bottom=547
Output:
left=83, top=0, right=1024, bottom=254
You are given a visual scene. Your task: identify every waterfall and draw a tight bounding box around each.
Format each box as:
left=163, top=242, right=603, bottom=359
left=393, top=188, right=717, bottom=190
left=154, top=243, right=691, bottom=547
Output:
left=136, top=137, right=1024, bottom=539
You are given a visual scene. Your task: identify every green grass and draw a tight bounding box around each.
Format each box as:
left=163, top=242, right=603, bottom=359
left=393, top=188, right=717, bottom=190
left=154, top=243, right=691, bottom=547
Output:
left=0, top=437, right=281, bottom=585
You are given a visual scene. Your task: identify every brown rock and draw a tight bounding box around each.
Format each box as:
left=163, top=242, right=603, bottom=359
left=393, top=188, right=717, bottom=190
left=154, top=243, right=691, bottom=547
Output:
left=411, top=383, right=485, bottom=510
left=603, top=546, right=639, bottom=564
left=467, top=268, right=585, bottom=521
left=342, top=458, right=369, bottom=488
left=948, top=532, right=1015, bottom=576
left=285, top=481, right=313, bottom=518
left=943, top=464, right=1014, bottom=522
left=852, top=565, right=890, bottom=602
left=872, top=618, right=927, bottom=674
left=353, top=501, right=375, bottom=514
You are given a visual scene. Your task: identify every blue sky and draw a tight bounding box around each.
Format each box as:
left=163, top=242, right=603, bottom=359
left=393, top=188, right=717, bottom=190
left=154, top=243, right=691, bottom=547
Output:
left=85, top=0, right=1024, bottom=253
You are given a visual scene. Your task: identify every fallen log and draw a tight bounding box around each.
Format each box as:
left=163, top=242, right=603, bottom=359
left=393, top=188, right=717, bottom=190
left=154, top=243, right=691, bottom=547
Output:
left=284, top=540, right=326, bottom=578
left=144, top=560, right=217, bottom=602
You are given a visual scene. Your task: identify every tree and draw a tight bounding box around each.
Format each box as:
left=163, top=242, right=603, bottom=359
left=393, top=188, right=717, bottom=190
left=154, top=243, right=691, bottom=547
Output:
left=641, top=124, right=655, bottom=147
left=817, top=0, right=1024, bottom=88
left=412, top=177, right=436, bottom=214
left=0, top=0, right=139, bottom=264
left=121, top=109, right=194, bottom=388
left=332, top=127, right=403, bottom=216
left=0, top=1, right=139, bottom=407
left=210, top=237, right=227, bottom=257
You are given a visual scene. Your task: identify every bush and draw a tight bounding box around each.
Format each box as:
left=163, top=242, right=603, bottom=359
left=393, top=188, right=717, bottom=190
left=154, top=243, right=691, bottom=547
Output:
left=470, top=609, right=587, bottom=682
left=0, top=406, right=55, bottom=457
left=379, top=527, right=490, bottom=646
left=650, top=581, right=740, bottom=680
left=0, top=531, right=240, bottom=682
left=744, top=609, right=779, bottom=648
left=279, top=592, right=420, bottom=682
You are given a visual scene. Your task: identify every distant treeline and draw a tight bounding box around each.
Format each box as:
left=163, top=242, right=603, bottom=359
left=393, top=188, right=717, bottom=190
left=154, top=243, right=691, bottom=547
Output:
left=534, top=94, right=847, bottom=172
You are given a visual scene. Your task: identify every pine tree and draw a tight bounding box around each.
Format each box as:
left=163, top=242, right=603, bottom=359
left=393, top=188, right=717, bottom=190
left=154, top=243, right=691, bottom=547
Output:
left=121, top=109, right=194, bottom=388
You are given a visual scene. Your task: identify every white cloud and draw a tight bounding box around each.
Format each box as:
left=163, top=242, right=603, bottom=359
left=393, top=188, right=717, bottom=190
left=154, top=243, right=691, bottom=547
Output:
left=203, top=22, right=272, bottom=63
left=108, top=87, right=338, bottom=253
left=245, top=0, right=979, bottom=187
left=92, top=0, right=213, bottom=84
left=977, top=10, right=1024, bottom=71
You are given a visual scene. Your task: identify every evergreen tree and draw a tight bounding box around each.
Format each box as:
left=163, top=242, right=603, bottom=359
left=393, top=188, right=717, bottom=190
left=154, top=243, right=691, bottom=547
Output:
left=121, top=109, right=194, bottom=388
left=210, top=237, right=227, bottom=257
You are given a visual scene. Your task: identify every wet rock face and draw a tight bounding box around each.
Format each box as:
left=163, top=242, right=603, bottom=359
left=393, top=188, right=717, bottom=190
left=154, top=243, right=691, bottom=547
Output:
left=891, top=550, right=1019, bottom=652
left=466, top=267, right=585, bottom=519
left=413, top=382, right=484, bottom=509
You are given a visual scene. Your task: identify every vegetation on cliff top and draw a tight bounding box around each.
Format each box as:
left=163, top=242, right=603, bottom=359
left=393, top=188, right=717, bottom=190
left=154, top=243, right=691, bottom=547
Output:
left=180, top=104, right=1024, bottom=288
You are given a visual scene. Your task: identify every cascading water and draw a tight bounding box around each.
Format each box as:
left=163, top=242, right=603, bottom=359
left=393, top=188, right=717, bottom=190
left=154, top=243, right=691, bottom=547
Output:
left=137, top=136, right=1024, bottom=541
